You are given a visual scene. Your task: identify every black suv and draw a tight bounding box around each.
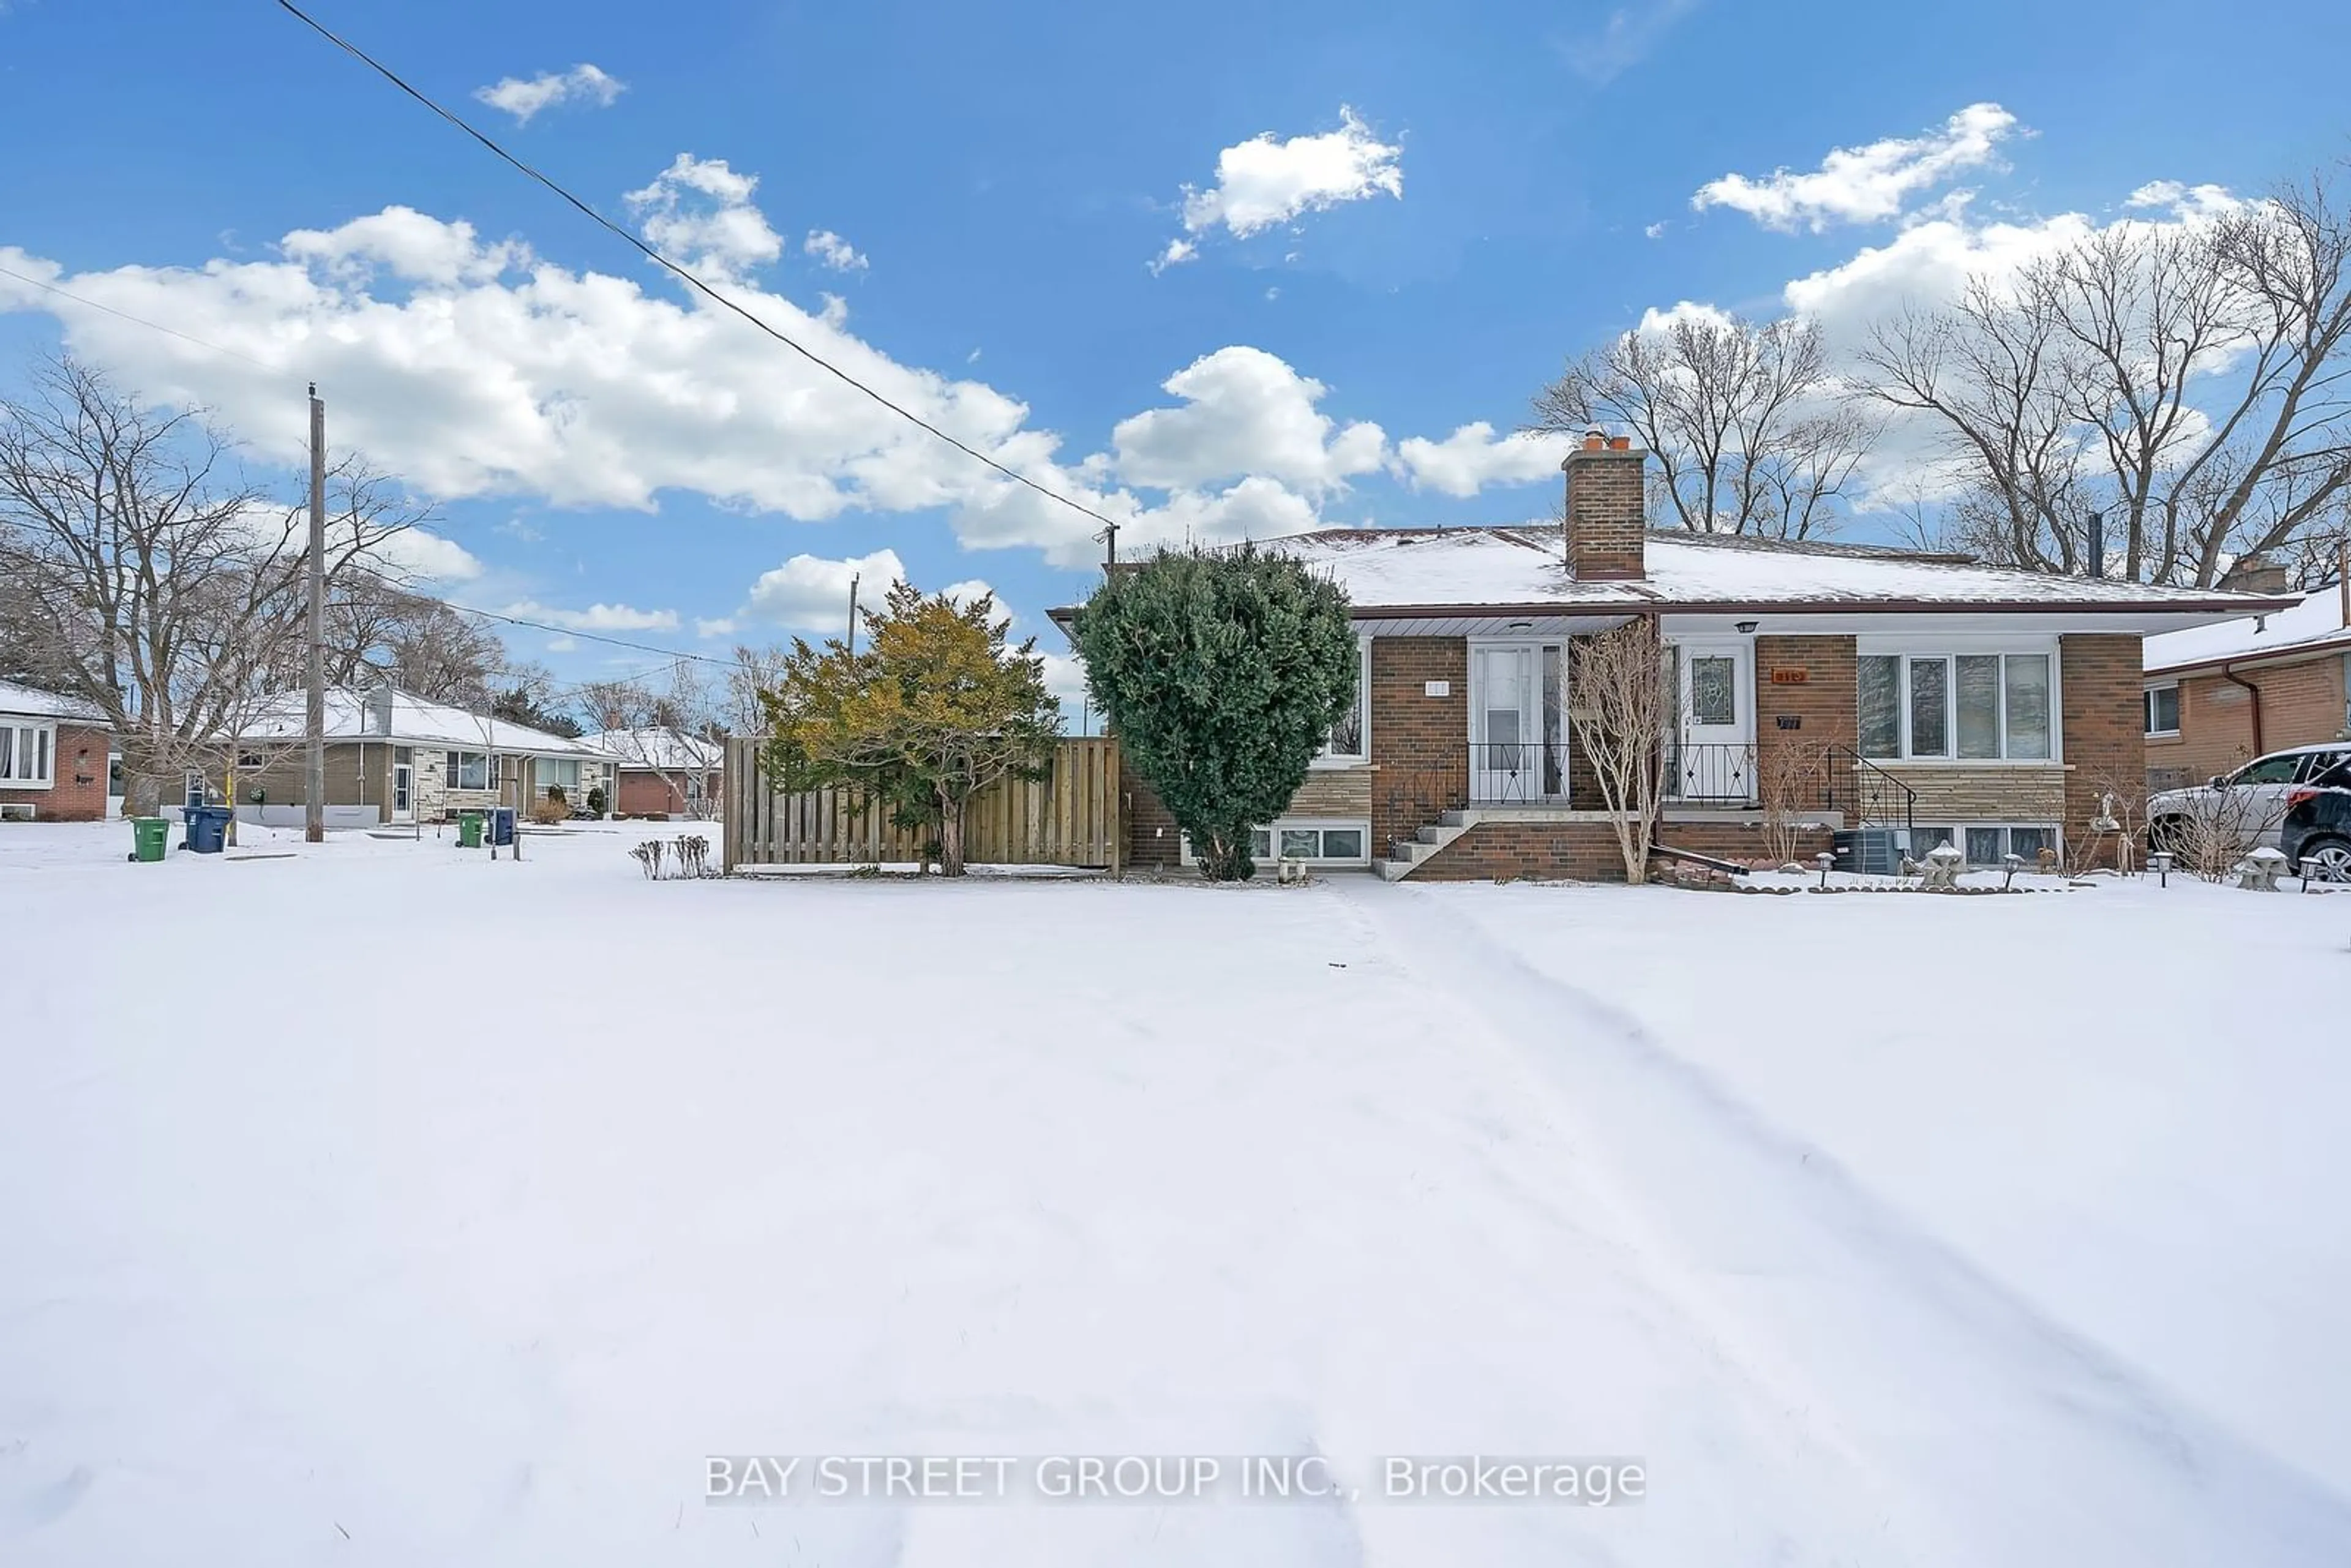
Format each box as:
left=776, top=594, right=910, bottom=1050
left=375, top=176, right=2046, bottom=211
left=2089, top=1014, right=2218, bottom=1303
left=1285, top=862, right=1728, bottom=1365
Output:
left=2281, top=757, right=2351, bottom=882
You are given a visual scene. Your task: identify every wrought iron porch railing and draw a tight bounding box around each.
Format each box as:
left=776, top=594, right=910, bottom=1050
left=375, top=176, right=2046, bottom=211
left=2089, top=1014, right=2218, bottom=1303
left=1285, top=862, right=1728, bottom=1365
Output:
left=1468, top=741, right=1566, bottom=804
left=1823, top=745, right=1917, bottom=835
left=1663, top=741, right=1757, bottom=804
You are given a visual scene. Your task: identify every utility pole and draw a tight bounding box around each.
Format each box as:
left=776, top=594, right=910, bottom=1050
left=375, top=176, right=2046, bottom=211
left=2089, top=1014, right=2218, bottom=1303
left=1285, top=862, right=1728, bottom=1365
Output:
left=306, top=384, right=327, bottom=844
left=847, top=574, right=860, bottom=656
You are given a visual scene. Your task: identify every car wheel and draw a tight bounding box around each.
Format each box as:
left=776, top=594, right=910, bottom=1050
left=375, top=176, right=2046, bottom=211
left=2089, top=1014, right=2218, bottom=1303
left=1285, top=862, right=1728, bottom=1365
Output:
left=2297, top=837, right=2351, bottom=883
left=2148, top=817, right=2188, bottom=857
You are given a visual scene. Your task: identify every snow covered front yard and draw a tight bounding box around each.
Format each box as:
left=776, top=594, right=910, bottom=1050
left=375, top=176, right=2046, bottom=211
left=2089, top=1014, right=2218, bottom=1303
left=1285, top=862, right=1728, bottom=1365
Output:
left=2, top=822, right=2346, bottom=1565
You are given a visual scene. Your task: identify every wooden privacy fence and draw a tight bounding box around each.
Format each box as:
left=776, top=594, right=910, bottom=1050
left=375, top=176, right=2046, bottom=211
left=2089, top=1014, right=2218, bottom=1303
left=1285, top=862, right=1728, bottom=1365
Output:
left=724, top=736, right=1123, bottom=872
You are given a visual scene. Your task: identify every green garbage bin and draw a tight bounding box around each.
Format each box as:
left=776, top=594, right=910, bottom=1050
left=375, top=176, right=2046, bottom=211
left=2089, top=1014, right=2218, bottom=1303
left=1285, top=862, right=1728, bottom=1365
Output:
left=456, top=809, right=485, bottom=849
left=129, top=816, right=171, bottom=863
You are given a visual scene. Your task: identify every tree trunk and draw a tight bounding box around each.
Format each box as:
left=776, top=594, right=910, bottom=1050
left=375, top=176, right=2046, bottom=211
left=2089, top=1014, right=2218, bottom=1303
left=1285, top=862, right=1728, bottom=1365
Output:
left=1196, top=826, right=1254, bottom=882
left=124, top=770, right=166, bottom=819
left=936, top=788, right=966, bottom=877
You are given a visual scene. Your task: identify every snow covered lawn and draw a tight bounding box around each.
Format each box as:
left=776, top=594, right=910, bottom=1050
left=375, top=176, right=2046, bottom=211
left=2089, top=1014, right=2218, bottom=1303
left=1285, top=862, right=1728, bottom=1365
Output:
left=1, top=821, right=2344, bottom=1565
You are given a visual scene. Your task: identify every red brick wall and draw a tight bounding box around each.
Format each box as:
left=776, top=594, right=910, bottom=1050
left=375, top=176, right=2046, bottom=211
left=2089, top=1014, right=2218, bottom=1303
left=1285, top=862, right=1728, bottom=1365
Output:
left=1409, top=820, right=1634, bottom=881
left=0, top=722, right=110, bottom=821
left=1657, top=817, right=1834, bottom=867
left=2060, top=634, right=2145, bottom=868
left=1370, top=636, right=1469, bottom=855
left=1124, top=768, right=1182, bottom=870
left=615, top=769, right=720, bottom=817
left=2147, top=654, right=2349, bottom=789
left=1753, top=634, right=1857, bottom=805
left=1564, top=440, right=1647, bottom=580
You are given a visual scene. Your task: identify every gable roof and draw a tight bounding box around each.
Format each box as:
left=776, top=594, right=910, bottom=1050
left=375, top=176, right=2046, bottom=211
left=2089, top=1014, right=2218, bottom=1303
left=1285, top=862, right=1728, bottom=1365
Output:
left=2143, top=583, right=2351, bottom=676
left=577, top=727, right=724, bottom=770
left=1256, top=526, right=2298, bottom=618
left=233, top=686, right=607, bottom=757
left=0, top=678, right=111, bottom=727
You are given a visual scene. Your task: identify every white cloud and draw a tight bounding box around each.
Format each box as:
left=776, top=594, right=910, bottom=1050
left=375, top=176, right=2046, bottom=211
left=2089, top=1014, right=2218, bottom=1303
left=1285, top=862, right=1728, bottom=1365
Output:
left=803, top=230, right=868, bottom=272
left=502, top=599, right=680, bottom=633
left=747, top=548, right=906, bottom=632
left=1643, top=220, right=1668, bottom=240
left=369, top=528, right=483, bottom=584
left=2124, top=179, right=2240, bottom=220
left=545, top=634, right=579, bottom=653
left=1156, top=107, right=1401, bottom=266
left=0, top=160, right=1537, bottom=575
left=1693, top=103, right=2022, bottom=232
left=1147, top=238, right=1198, bottom=276
left=693, top=617, right=738, bottom=639
left=939, top=578, right=1003, bottom=616
left=624, top=154, right=783, bottom=277
left=1395, top=423, right=1572, bottom=498
left=1111, top=346, right=1386, bottom=495
left=473, top=64, right=624, bottom=125
left=1560, top=0, right=1701, bottom=85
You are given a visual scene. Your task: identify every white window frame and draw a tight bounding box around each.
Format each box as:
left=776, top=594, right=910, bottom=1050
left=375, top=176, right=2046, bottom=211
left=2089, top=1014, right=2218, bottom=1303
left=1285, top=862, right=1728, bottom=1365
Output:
left=1312, top=637, right=1372, bottom=768
left=537, top=757, right=582, bottom=795
left=1180, top=817, right=1373, bottom=868
left=1908, top=822, right=2061, bottom=866
left=2144, top=683, right=2181, bottom=738
left=0, top=720, right=56, bottom=788
left=1857, top=639, right=2062, bottom=763
left=444, top=749, right=493, bottom=790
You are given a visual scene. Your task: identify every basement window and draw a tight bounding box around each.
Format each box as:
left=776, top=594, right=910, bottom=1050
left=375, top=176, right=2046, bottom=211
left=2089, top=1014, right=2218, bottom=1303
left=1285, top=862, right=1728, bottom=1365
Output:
left=1180, top=819, right=1371, bottom=868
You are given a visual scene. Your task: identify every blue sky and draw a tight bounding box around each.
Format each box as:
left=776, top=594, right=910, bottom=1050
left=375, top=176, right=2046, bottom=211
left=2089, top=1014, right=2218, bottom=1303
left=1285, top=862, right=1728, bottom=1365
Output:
left=4, top=0, right=2349, bottom=713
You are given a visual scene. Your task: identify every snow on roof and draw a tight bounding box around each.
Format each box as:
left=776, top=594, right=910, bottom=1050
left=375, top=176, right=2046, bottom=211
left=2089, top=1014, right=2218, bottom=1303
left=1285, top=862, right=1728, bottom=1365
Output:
left=234, top=687, right=607, bottom=757
left=577, top=727, right=724, bottom=770
left=1249, top=526, right=2294, bottom=613
left=2142, top=583, right=2351, bottom=674
left=0, top=678, right=110, bottom=726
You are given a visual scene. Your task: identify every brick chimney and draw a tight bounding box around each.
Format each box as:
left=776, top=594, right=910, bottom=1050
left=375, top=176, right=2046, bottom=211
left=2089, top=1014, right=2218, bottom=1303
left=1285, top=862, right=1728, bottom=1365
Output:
left=2218, top=554, right=2291, bottom=596
left=1562, top=428, right=1648, bottom=580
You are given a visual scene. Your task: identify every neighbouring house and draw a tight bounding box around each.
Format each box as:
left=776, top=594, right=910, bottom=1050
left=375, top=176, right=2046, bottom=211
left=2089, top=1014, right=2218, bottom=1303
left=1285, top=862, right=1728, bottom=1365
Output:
left=219, top=685, right=617, bottom=827
left=1063, top=434, right=2293, bottom=881
left=2142, top=574, right=2351, bottom=792
left=579, top=727, right=724, bottom=818
left=0, top=679, right=113, bottom=822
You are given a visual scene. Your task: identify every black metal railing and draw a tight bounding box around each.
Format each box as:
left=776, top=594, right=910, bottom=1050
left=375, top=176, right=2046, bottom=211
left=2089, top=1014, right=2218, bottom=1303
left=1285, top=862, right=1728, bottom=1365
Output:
left=1663, top=741, right=1757, bottom=803
left=1468, top=741, right=1566, bottom=804
left=1823, top=745, right=1916, bottom=835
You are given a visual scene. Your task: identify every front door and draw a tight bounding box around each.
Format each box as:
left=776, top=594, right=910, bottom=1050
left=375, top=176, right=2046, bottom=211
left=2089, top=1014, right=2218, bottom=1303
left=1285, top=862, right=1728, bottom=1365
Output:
left=391, top=763, right=414, bottom=823
left=1472, top=644, right=1540, bottom=803
left=1671, top=640, right=1755, bottom=801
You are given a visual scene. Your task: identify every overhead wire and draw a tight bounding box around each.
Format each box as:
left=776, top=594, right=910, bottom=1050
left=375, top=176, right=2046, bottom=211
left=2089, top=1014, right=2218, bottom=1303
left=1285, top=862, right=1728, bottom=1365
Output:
left=274, top=0, right=1127, bottom=538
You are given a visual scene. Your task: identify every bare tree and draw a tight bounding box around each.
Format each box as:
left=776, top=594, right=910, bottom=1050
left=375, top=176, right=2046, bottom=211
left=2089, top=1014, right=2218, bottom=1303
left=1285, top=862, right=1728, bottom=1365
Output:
left=726, top=642, right=790, bottom=733
left=1534, top=313, right=1875, bottom=538
left=1758, top=733, right=1838, bottom=868
left=578, top=660, right=722, bottom=817
left=1565, top=620, right=1671, bottom=883
left=0, top=359, right=425, bottom=814
left=1860, top=168, right=2351, bottom=585
left=310, top=573, right=508, bottom=703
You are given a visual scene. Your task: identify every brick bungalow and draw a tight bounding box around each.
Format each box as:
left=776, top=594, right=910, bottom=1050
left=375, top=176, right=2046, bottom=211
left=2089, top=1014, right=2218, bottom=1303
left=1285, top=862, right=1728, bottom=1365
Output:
left=2141, top=574, right=2351, bottom=791
left=579, top=727, right=724, bottom=818
left=222, top=684, right=616, bottom=827
left=1080, top=435, right=2294, bottom=881
left=0, top=678, right=113, bottom=822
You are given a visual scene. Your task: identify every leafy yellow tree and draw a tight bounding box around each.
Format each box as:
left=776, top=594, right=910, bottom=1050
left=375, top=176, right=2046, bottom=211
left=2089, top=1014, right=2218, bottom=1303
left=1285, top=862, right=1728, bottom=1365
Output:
left=758, top=582, right=1060, bottom=876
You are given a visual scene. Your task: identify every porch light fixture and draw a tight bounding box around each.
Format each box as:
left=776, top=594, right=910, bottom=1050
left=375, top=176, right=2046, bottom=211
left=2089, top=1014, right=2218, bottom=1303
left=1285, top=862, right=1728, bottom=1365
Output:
left=1734, top=620, right=1759, bottom=634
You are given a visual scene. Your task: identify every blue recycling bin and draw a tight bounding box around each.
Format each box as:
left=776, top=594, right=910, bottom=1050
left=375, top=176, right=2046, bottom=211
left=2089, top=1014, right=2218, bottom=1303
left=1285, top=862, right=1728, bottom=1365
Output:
left=184, top=805, right=234, bottom=854
left=490, top=806, right=516, bottom=846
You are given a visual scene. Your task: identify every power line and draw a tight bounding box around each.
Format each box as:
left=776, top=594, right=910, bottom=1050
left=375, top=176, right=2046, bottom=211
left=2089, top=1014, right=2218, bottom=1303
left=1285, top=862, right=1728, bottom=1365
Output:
left=0, top=261, right=291, bottom=374
left=434, top=599, right=737, bottom=667
left=275, top=0, right=1126, bottom=538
